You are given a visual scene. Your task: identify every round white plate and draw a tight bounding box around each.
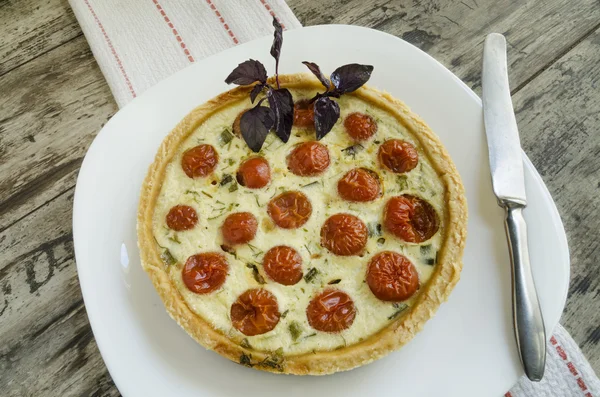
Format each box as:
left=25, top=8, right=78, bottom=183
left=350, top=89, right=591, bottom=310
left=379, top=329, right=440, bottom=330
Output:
left=73, top=25, right=569, bottom=397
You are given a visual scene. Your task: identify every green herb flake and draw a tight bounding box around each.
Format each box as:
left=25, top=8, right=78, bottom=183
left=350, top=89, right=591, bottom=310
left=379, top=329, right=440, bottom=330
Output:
left=420, top=245, right=432, bottom=255
left=258, top=348, right=285, bottom=372
left=168, top=234, right=181, bottom=244
left=388, top=303, right=409, bottom=320
left=280, top=310, right=289, bottom=319
left=228, top=158, right=235, bottom=166
left=239, top=353, right=253, bottom=367
left=185, top=189, right=202, bottom=203
left=341, top=143, right=364, bottom=159
left=367, top=222, right=382, bottom=238
left=160, top=249, right=176, bottom=266
left=229, top=182, right=239, bottom=192
left=220, top=174, right=233, bottom=186
left=288, top=321, right=303, bottom=341
left=301, top=181, right=319, bottom=189
left=304, top=267, right=319, bottom=283
left=377, top=237, right=386, bottom=246
left=201, top=190, right=213, bottom=198
left=246, top=263, right=266, bottom=284
left=397, top=175, right=408, bottom=191
left=240, top=338, right=251, bottom=349
left=219, top=129, right=234, bottom=147
left=328, top=279, right=342, bottom=285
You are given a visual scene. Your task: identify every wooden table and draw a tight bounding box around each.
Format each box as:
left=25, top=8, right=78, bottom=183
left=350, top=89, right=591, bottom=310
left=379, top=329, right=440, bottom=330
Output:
left=1, top=0, right=599, bottom=394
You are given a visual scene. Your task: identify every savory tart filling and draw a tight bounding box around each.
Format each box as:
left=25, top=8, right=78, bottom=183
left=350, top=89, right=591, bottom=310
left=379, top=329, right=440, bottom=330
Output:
left=150, top=88, right=446, bottom=355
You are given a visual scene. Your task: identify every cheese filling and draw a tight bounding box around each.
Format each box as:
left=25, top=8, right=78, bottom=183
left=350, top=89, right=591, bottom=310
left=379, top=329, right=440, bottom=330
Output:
left=152, top=89, right=445, bottom=355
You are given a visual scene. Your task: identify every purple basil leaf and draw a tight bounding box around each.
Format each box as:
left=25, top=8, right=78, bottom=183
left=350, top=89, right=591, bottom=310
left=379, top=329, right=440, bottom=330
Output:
left=225, top=59, right=268, bottom=85
left=267, top=88, right=294, bottom=143
left=314, top=96, right=340, bottom=140
left=330, top=64, right=374, bottom=94
left=270, top=17, right=283, bottom=88
left=240, top=105, right=275, bottom=152
left=302, top=61, right=330, bottom=90
left=250, top=84, right=264, bottom=103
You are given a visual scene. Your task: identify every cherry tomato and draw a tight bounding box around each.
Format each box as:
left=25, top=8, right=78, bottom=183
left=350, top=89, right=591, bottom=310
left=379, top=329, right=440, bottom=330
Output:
left=320, top=213, right=368, bottom=256
left=236, top=157, right=271, bottom=188
left=232, top=109, right=247, bottom=137
left=182, top=252, right=228, bottom=294
left=378, top=139, right=419, bottom=174
left=263, top=246, right=303, bottom=286
left=230, top=289, right=281, bottom=336
left=286, top=141, right=330, bottom=176
left=267, top=191, right=312, bottom=229
left=293, top=100, right=315, bottom=128
left=366, top=251, right=419, bottom=301
left=222, top=212, right=258, bottom=245
left=384, top=195, right=439, bottom=243
left=344, top=112, right=378, bottom=141
left=166, top=205, right=198, bottom=231
left=306, top=289, right=356, bottom=333
left=181, top=144, right=219, bottom=178
left=337, top=168, right=381, bottom=202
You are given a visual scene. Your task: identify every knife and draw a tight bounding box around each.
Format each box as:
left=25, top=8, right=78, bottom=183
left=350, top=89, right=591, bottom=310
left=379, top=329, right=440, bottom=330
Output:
left=482, top=33, right=546, bottom=381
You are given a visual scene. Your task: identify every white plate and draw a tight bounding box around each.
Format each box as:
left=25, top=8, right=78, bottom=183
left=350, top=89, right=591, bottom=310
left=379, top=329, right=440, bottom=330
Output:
left=73, top=25, right=569, bottom=397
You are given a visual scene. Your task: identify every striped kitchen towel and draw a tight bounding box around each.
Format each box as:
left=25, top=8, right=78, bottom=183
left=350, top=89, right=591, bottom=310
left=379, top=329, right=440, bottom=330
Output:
left=69, top=1, right=599, bottom=395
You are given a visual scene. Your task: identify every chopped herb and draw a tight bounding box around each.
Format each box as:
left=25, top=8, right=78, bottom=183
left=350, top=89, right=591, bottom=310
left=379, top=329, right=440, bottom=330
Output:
left=304, top=267, right=319, bottom=283
left=397, top=175, right=408, bottom=191
left=388, top=303, right=408, bottom=320
left=220, top=174, right=233, bottom=186
left=420, top=245, right=432, bottom=255
left=280, top=310, right=289, bottom=319
left=304, top=333, right=317, bottom=339
left=301, top=181, right=320, bottom=189
left=288, top=321, right=303, bottom=341
left=220, top=244, right=237, bottom=258
left=374, top=140, right=381, bottom=144
left=228, top=158, right=235, bottom=166
left=240, top=353, right=253, bottom=367
left=341, top=143, right=364, bottom=158
left=219, top=129, right=235, bottom=147
left=168, top=234, right=181, bottom=244
left=229, top=182, right=238, bottom=192
left=425, top=258, right=436, bottom=265
left=303, top=244, right=312, bottom=255
left=254, top=194, right=261, bottom=207
left=241, top=338, right=251, bottom=349
left=185, top=190, right=202, bottom=203
left=247, top=243, right=263, bottom=258
left=258, top=348, right=285, bottom=371
left=377, top=237, right=386, bottom=246
left=160, top=249, right=176, bottom=266
left=367, top=222, right=382, bottom=237
left=201, top=190, right=213, bottom=198
left=328, top=279, right=342, bottom=285
left=246, top=263, right=266, bottom=284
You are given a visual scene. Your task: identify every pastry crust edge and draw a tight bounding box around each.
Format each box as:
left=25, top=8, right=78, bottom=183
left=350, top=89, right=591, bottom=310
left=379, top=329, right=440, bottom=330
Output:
left=137, top=73, right=468, bottom=375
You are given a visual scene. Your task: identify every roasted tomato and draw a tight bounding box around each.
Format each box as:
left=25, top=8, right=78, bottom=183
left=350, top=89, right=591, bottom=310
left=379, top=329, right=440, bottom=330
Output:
left=182, top=252, right=228, bottom=294
left=337, top=168, right=381, bottom=202
left=166, top=205, right=198, bottom=231
left=222, top=212, right=258, bottom=245
left=181, top=144, right=219, bottom=178
left=383, top=195, right=439, bottom=243
left=320, top=213, right=368, bottom=256
left=366, top=251, right=419, bottom=301
left=378, top=139, right=419, bottom=173
left=236, top=157, right=271, bottom=188
left=267, top=191, right=312, bottom=229
left=230, top=289, right=281, bottom=336
left=344, top=112, right=377, bottom=141
left=263, top=245, right=303, bottom=286
left=293, top=100, right=315, bottom=128
left=306, top=289, right=356, bottom=333
left=287, top=141, right=330, bottom=176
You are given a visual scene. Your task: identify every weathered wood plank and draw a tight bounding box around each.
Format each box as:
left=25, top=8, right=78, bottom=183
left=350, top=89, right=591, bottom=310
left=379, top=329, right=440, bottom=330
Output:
left=512, top=29, right=600, bottom=372
left=288, top=0, right=600, bottom=94
left=0, top=0, right=82, bottom=76
left=0, top=35, right=117, bottom=231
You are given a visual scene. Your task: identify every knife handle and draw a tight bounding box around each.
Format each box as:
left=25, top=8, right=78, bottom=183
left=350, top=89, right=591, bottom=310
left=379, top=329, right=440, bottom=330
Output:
left=503, top=203, right=546, bottom=381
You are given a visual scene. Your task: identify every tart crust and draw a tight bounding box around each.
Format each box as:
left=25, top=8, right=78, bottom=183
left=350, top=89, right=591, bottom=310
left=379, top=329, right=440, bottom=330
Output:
left=137, top=73, right=467, bottom=375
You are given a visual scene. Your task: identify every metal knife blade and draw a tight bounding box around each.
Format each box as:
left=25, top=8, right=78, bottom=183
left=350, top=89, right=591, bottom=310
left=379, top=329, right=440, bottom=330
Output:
left=482, top=33, right=527, bottom=205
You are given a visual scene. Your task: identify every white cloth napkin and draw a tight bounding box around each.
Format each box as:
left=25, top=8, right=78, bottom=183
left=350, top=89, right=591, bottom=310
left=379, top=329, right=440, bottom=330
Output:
left=69, top=1, right=599, bottom=395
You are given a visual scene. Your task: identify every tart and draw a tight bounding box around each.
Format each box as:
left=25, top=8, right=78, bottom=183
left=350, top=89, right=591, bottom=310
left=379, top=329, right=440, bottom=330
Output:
left=137, top=73, right=467, bottom=375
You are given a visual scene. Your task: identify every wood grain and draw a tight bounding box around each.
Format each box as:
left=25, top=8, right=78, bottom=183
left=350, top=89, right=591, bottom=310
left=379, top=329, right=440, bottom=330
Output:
left=0, top=0, right=599, bottom=394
